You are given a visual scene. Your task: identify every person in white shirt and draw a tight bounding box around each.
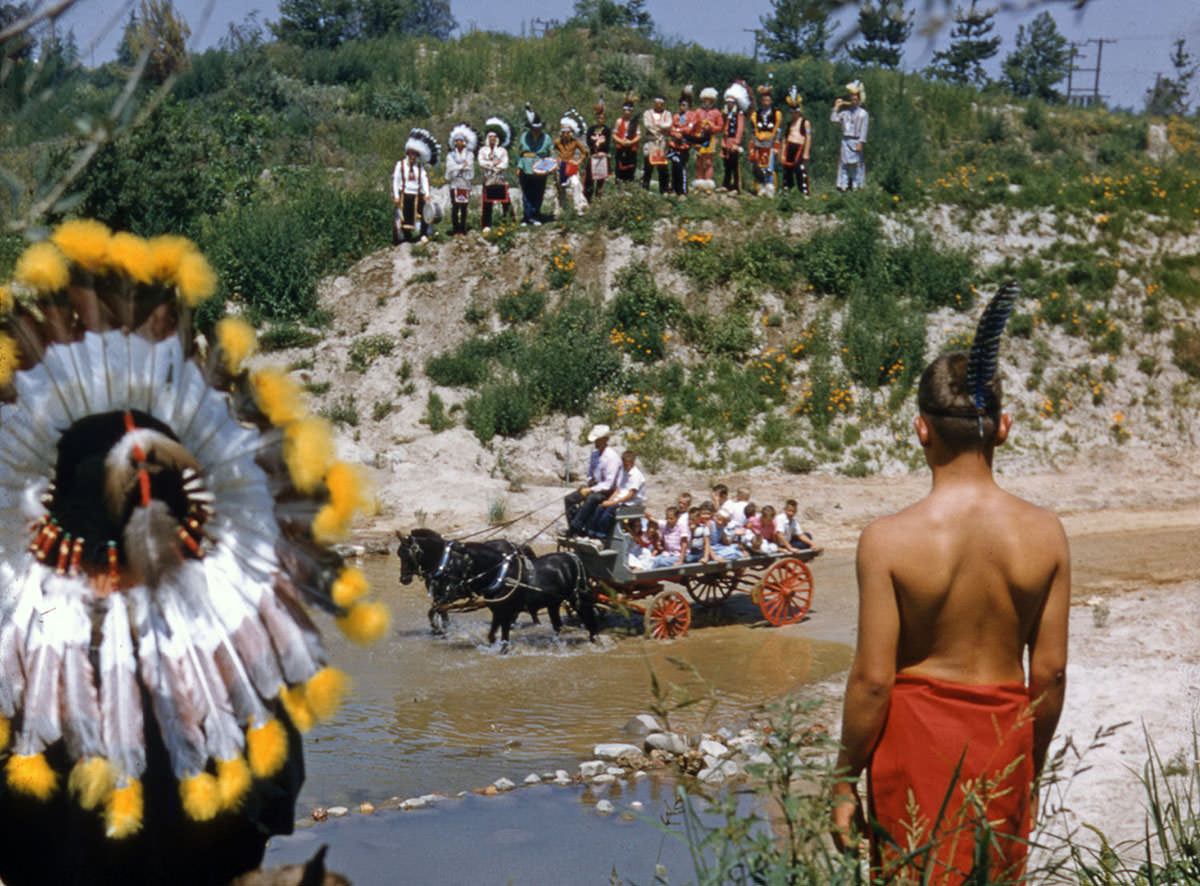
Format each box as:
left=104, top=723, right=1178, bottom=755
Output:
left=565, top=424, right=621, bottom=536
left=831, top=80, right=869, bottom=192
left=774, top=498, right=821, bottom=553
left=588, top=451, right=647, bottom=538
left=724, top=486, right=750, bottom=529
left=393, top=128, right=438, bottom=243
left=478, top=117, right=515, bottom=231
left=445, top=123, right=477, bottom=236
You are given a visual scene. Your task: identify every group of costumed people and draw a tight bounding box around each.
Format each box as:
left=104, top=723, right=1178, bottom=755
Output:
left=390, top=79, right=870, bottom=238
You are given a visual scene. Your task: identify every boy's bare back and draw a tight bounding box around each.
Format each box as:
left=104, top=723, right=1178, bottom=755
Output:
left=859, top=478, right=1070, bottom=687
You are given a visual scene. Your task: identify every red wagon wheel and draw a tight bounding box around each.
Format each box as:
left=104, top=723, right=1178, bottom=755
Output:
left=759, top=558, right=813, bottom=626
left=644, top=589, right=692, bottom=639
left=684, top=571, right=740, bottom=607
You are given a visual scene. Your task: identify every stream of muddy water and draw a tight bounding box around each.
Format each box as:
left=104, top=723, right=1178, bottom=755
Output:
left=265, top=525, right=1198, bottom=882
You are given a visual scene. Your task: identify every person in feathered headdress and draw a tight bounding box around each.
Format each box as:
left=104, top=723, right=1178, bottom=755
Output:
left=692, top=87, right=724, bottom=192
left=0, top=221, right=388, bottom=885
left=721, top=81, right=750, bottom=193
left=666, top=85, right=697, bottom=196
left=833, top=282, right=1067, bottom=886
left=641, top=94, right=672, bottom=194
left=831, top=80, right=869, bottom=191
left=478, top=116, right=515, bottom=231
left=611, top=94, right=641, bottom=183
left=780, top=86, right=811, bottom=196
left=446, top=123, right=478, bottom=236
left=393, top=128, right=439, bottom=243
left=584, top=98, right=611, bottom=200
left=517, top=103, right=553, bottom=225
left=554, top=110, right=590, bottom=216
left=751, top=82, right=782, bottom=197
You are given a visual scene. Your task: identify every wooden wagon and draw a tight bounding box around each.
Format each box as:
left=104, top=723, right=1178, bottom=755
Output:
left=557, top=507, right=817, bottom=639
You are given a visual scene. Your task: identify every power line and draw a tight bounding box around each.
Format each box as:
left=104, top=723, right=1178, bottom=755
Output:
left=1066, top=38, right=1116, bottom=107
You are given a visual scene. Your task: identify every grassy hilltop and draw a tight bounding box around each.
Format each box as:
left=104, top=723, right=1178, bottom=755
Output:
left=3, top=26, right=1200, bottom=476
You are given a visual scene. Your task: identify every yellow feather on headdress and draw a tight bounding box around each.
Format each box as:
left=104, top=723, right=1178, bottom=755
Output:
left=51, top=219, right=111, bottom=272
left=68, top=757, right=115, bottom=810
left=337, top=601, right=391, bottom=646
left=215, top=317, right=258, bottom=374
left=147, top=234, right=196, bottom=283
left=0, top=284, right=11, bottom=313
left=176, top=250, right=217, bottom=306
left=216, top=757, right=252, bottom=811
left=283, top=417, right=333, bottom=494
left=7, top=753, right=57, bottom=800
left=0, top=333, right=18, bottom=387
left=304, top=667, right=349, bottom=721
left=106, top=780, right=144, bottom=838
left=312, top=461, right=370, bottom=543
left=0, top=715, right=9, bottom=749
left=246, top=719, right=288, bottom=778
left=180, top=772, right=221, bottom=821
left=279, top=683, right=315, bottom=733
left=331, top=566, right=369, bottom=608
left=105, top=232, right=154, bottom=284
left=251, top=368, right=308, bottom=427
left=14, top=241, right=70, bottom=294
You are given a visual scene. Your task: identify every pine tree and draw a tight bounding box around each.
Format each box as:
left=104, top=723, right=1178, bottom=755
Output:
left=271, top=0, right=456, bottom=49
left=1002, top=11, right=1069, bottom=101
left=848, top=1, right=912, bottom=70
left=926, top=1, right=1001, bottom=87
left=1145, top=38, right=1196, bottom=116
left=759, top=0, right=833, bottom=62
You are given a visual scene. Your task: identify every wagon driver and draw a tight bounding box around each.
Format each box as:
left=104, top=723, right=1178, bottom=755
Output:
left=564, top=424, right=621, bottom=537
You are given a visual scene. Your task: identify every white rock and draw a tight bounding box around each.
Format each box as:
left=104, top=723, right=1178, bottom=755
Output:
left=492, top=777, right=516, bottom=792
left=579, top=760, right=606, bottom=778
left=716, top=727, right=733, bottom=740
left=591, top=773, right=617, bottom=785
left=698, top=739, right=729, bottom=758
left=399, top=797, right=429, bottom=810
left=594, top=742, right=642, bottom=760
left=645, top=732, right=687, bottom=755
left=606, top=766, right=624, bottom=777
left=552, top=774, right=573, bottom=785
left=524, top=773, right=542, bottom=785
left=623, top=714, right=663, bottom=735
left=630, top=769, right=647, bottom=780
left=630, top=800, right=645, bottom=809
left=746, top=750, right=772, bottom=767
left=595, top=799, right=615, bottom=815
left=327, top=805, right=349, bottom=817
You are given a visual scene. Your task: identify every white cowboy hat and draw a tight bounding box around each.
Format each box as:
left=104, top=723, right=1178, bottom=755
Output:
left=587, top=424, right=612, bottom=443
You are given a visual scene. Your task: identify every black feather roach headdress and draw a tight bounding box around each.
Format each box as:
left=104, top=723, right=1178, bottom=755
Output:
left=966, top=279, right=1020, bottom=436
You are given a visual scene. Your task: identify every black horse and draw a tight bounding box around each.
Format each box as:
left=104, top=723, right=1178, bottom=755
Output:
left=430, top=543, right=600, bottom=650
left=396, top=529, right=539, bottom=634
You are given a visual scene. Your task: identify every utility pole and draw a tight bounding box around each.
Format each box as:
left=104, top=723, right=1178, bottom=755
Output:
left=1066, top=38, right=1115, bottom=106
left=744, top=28, right=760, bottom=62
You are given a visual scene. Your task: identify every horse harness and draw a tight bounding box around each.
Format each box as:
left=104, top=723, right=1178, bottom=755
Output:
left=434, top=547, right=529, bottom=613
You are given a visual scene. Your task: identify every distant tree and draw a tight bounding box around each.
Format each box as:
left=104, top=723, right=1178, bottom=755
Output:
left=848, top=0, right=912, bottom=69
left=570, top=0, right=654, bottom=36
left=116, top=0, right=191, bottom=84
left=926, top=1, right=1000, bottom=86
left=271, top=0, right=455, bottom=49
left=1002, top=11, right=1069, bottom=101
left=0, top=2, right=34, bottom=62
left=759, top=0, right=834, bottom=62
left=1145, top=38, right=1196, bottom=116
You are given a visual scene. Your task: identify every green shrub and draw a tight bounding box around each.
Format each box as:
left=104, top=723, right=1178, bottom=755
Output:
left=371, top=399, right=394, bottom=421
left=608, top=261, right=682, bottom=363
left=1171, top=326, right=1200, bottom=379
left=319, top=393, right=359, bottom=426
left=840, top=289, right=926, bottom=390
left=799, top=209, right=884, bottom=299
left=260, top=323, right=321, bottom=351
left=527, top=295, right=621, bottom=413
left=425, top=337, right=504, bottom=387
left=304, top=380, right=332, bottom=396
left=889, top=235, right=976, bottom=311
left=466, top=382, right=535, bottom=441
left=588, top=185, right=666, bottom=245
left=496, top=280, right=546, bottom=324
left=347, top=334, right=396, bottom=372
left=422, top=391, right=453, bottom=432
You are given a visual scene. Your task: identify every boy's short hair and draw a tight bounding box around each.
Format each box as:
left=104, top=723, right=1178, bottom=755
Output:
left=678, top=492, right=693, bottom=505
left=666, top=505, right=678, bottom=517
left=745, top=503, right=757, bottom=517
left=712, top=483, right=728, bottom=496
left=918, top=351, right=1002, bottom=451
left=736, top=487, right=749, bottom=499
left=699, top=500, right=716, bottom=512
left=761, top=505, right=776, bottom=519
left=785, top=498, right=797, bottom=508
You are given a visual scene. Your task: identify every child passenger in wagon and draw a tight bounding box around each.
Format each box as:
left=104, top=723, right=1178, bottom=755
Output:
left=833, top=284, right=1069, bottom=886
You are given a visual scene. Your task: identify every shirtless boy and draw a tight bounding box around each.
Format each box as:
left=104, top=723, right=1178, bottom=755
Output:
left=833, top=326, right=1070, bottom=883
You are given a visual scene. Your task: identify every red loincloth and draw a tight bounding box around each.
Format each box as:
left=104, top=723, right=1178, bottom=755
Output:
left=867, top=674, right=1035, bottom=886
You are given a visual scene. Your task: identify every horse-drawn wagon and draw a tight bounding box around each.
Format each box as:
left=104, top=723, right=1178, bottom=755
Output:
left=557, top=506, right=817, bottom=639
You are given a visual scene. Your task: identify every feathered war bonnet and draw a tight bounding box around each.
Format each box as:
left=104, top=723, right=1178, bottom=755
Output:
left=679, top=83, right=695, bottom=107
left=405, top=127, right=440, bottom=165
left=845, top=79, right=865, bottom=102
left=0, top=220, right=389, bottom=837
left=483, top=116, right=512, bottom=148
left=524, top=101, right=543, bottom=129
left=785, top=85, right=803, bottom=110
left=699, top=86, right=718, bottom=103
left=723, top=82, right=751, bottom=113
left=448, top=122, right=479, bottom=153
left=918, top=280, right=1020, bottom=439
left=558, top=108, right=586, bottom=137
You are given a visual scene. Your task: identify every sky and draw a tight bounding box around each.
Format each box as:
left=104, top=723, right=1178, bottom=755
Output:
left=58, top=0, right=1200, bottom=111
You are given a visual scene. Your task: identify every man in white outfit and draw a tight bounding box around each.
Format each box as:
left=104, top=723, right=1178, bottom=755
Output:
left=564, top=424, right=621, bottom=536
left=588, top=451, right=647, bottom=538
left=831, top=80, right=869, bottom=192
